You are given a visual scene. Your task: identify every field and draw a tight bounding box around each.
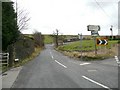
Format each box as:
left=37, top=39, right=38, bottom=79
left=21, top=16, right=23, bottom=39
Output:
left=57, top=40, right=118, bottom=60
left=58, top=40, right=118, bottom=51
left=44, top=35, right=53, bottom=44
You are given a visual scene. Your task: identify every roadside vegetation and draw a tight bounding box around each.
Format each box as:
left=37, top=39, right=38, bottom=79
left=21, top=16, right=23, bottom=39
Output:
left=1, top=2, right=44, bottom=73
left=13, top=47, right=42, bottom=67
left=43, top=34, right=119, bottom=61
left=58, top=40, right=118, bottom=51
left=57, top=40, right=118, bottom=61
left=2, top=47, right=42, bottom=73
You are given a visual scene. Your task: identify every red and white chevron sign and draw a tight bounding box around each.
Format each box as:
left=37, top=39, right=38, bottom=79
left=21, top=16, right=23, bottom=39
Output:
left=96, top=38, right=108, bottom=45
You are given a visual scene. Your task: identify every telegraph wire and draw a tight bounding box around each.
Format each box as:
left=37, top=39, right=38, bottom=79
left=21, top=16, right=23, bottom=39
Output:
left=94, top=0, right=110, bottom=18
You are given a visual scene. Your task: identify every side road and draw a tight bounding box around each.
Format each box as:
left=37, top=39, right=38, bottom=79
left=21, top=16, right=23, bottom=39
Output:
left=2, top=66, right=22, bottom=89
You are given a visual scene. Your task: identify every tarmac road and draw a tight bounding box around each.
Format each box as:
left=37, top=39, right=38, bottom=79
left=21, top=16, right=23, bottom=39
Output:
left=11, top=44, right=118, bottom=89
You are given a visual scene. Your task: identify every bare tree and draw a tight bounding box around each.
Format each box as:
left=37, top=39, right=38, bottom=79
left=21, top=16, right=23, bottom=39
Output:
left=16, top=1, right=30, bottom=31
left=53, top=29, right=59, bottom=47
left=33, top=31, right=44, bottom=47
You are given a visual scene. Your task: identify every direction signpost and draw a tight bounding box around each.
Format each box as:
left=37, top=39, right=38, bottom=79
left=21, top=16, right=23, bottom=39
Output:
left=91, top=31, right=99, bottom=36
left=87, top=25, right=100, bottom=31
left=87, top=25, right=100, bottom=55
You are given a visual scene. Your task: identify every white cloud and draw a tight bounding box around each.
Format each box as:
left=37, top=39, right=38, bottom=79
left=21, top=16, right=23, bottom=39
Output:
left=12, top=0, right=118, bottom=35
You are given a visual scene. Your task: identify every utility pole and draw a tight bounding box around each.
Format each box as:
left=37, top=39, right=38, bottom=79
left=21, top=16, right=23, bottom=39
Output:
left=110, top=25, right=113, bottom=40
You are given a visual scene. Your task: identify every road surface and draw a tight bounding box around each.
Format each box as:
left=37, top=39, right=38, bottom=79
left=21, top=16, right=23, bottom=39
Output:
left=12, top=44, right=118, bottom=89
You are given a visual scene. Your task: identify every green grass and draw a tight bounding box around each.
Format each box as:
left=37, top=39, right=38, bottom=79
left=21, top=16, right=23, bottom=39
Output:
left=57, top=39, right=118, bottom=61
left=58, top=40, right=118, bottom=51
left=44, top=35, right=53, bottom=44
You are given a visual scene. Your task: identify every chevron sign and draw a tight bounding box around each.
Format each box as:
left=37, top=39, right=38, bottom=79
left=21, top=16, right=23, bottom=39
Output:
left=96, top=38, right=108, bottom=45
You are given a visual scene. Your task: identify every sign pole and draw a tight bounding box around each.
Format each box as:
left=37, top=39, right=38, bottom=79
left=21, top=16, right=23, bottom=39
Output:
left=78, top=33, right=82, bottom=60
left=80, top=33, right=82, bottom=60
left=94, top=37, right=97, bottom=55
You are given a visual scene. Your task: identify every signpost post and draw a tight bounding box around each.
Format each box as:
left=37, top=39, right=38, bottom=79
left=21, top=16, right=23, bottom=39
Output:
left=78, top=33, right=82, bottom=60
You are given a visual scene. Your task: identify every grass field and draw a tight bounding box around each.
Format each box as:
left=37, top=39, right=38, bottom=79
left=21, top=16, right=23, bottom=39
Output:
left=44, top=35, right=53, bottom=44
left=57, top=40, right=118, bottom=60
left=58, top=40, right=118, bottom=51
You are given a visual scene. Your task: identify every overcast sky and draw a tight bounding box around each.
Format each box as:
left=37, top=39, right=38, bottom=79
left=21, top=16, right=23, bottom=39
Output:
left=11, top=0, right=119, bottom=35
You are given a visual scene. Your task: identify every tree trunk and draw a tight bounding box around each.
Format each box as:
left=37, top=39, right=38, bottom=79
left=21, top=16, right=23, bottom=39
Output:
left=7, top=44, right=15, bottom=67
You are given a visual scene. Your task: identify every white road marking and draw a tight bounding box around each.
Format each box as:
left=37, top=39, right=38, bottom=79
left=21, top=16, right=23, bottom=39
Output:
left=50, top=51, right=54, bottom=59
left=50, top=51, right=52, bottom=55
left=80, top=63, right=91, bottom=66
left=82, top=76, right=111, bottom=90
left=115, top=56, right=120, bottom=64
left=51, top=56, right=54, bottom=59
left=55, top=60, right=67, bottom=68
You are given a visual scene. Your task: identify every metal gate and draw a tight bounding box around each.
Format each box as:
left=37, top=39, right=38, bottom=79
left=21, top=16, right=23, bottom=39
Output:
left=0, top=53, right=9, bottom=71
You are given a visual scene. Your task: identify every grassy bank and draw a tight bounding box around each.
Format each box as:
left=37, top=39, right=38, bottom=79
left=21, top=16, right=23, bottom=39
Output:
left=14, top=47, right=43, bottom=67
left=57, top=40, right=118, bottom=61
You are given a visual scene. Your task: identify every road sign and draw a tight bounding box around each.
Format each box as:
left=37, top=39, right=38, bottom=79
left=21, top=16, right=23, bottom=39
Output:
left=87, top=25, right=100, bottom=31
left=91, top=31, right=99, bottom=36
left=96, top=38, right=108, bottom=45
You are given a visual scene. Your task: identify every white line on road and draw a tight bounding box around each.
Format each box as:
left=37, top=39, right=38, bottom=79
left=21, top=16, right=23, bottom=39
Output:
left=55, top=60, right=67, bottom=68
left=82, top=76, right=111, bottom=90
left=51, top=56, right=54, bottom=59
left=50, top=51, right=54, bottom=59
left=80, top=63, right=91, bottom=66
left=50, top=51, right=52, bottom=55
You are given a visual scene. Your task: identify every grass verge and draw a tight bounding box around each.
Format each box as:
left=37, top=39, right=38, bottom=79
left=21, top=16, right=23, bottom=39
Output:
left=57, top=40, right=118, bottom=61
left=57, top=49, right=116, bottom=61
left=14, top=47, right=43, bottom=67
